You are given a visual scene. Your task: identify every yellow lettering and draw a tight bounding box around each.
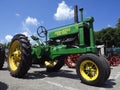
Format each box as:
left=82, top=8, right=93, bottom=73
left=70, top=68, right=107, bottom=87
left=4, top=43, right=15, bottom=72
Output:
left=54, top=28, right=70, bottom=36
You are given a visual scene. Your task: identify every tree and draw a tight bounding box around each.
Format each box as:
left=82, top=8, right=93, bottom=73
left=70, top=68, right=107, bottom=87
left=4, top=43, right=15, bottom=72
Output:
left=95, top=18, right=120, bottom=47
left=116, top=18, right=120, bottom=29
left=95, top=28, right=117, bottom=47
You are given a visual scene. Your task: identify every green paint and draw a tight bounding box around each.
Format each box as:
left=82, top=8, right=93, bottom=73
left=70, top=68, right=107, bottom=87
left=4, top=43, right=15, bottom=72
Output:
left=31, top=8, right=97, bottom=62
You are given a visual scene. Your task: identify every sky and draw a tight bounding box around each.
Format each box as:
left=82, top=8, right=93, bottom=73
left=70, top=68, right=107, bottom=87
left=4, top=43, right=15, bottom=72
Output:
left=0, top=0, right=120, bottom=43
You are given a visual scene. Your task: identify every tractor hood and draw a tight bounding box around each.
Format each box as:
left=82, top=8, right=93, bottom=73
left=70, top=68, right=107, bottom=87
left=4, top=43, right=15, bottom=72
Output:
left=49, top=23, right=83, bottom=39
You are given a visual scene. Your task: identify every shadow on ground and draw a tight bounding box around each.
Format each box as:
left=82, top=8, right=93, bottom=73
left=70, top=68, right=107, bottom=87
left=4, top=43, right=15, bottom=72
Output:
left=23, top=65, right=116, bottom=89
left=0, top=81, right=8, bottom=90
left=100, top=79, right=116, bottom=88
left=25, top=69, right=78, bottom=80
left=0, top=67, right=8, bottom=71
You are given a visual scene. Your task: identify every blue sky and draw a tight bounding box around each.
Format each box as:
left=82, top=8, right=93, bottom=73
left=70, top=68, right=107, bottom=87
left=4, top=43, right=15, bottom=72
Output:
left=0, top=0, right=120, bottom=43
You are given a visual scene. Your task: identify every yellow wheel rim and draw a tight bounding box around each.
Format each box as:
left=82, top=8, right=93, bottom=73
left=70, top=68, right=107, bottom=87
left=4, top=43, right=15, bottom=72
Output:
left=45, top=60, right=58, bottom=67
left=8, top=40, right=22, bottom=71
left=80, top=60, right=99, bottom=81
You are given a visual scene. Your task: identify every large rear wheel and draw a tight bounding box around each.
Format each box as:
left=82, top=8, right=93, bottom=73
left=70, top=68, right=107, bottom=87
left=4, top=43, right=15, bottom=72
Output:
left=0, top=43, right=5, bottom=69
left=8, top=34, right=32, bottom=78
left=76, top=53, right=110, bottom=86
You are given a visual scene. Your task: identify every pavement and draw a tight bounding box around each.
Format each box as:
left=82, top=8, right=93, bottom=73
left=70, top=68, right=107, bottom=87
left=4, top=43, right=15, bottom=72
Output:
left=0, top=62, right=120, bottom=90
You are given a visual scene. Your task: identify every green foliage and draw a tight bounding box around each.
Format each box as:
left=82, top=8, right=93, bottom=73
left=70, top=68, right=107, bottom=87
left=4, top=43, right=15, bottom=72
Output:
left=4, top=42, right=10, bottom=49
left=95, top=18, right=120, bottom=47
left=116, top=18, right=120, bottom=28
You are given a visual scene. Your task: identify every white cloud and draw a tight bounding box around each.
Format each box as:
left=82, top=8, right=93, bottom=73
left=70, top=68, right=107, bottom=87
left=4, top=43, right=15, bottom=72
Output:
left=25, top=16, right=39, bottom=26
left=3, top=16, right=40, bottom=43
left=54, top=1, right=74, bottom=21
left=5, top=35, right=13, bottom=42
left=21, top=16, right=40, bottom=43
left=16, top=13, right=20, bottom=16
left=22, top=23, right=32, bottom=42
left=107, top=24, right=112, bottom=27
left=22, top=22, right=31, bottom=32
left=22, top=16, right=40, bottom=37
left=22, top=32, right=30, bottom=36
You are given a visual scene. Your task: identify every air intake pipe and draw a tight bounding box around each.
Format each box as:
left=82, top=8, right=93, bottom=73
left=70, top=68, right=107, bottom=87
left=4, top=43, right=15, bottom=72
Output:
left=79, top=8, right=83, bottom=22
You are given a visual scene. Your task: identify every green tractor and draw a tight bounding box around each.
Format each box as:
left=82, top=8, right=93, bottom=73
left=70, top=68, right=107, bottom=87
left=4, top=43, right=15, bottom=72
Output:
left=7, top=5, right=110, bottom=86
left=0, top=43, right=5, bottom=69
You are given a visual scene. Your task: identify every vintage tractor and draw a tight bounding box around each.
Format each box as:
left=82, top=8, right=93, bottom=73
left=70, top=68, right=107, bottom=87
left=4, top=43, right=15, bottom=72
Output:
left=7, top=5, right=110, bottom=86
left=0, top=43, right=5, bottom=69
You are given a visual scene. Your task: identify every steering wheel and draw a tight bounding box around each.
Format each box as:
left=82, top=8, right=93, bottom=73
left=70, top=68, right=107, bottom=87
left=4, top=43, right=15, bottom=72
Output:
left=37, top=26, right=47, bottom=38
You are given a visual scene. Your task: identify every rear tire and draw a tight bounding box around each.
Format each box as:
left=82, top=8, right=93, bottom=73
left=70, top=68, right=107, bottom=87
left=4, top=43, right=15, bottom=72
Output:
left=0, top=43, right=5, bottom=70
left=76, top=53, right=110, bottom=86
left=8, top=34, right=32, bottom=78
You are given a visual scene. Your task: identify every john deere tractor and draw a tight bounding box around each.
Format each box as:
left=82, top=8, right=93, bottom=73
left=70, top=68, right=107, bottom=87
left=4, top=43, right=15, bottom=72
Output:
left=0, top=43, right=5, bottom=69
left=7, top=5, right=110, bottom=86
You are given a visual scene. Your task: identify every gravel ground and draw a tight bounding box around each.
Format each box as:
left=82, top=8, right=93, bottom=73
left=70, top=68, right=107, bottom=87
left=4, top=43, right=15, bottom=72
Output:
left=0, top=62, right=120, bottom=90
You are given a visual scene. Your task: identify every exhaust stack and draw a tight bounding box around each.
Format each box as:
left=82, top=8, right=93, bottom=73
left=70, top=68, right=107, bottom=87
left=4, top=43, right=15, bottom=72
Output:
left=74, top=5, right=78, bottom=23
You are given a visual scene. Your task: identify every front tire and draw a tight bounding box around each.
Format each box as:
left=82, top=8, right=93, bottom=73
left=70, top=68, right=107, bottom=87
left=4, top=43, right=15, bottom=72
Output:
left=76, top=53, right=110, bottom=86
left=8, top=34, right=32, bottom=78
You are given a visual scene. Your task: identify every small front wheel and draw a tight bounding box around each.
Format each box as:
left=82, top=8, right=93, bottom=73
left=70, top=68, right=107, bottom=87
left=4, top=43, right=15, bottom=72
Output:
left=76, top=53, right=110, bottom=86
